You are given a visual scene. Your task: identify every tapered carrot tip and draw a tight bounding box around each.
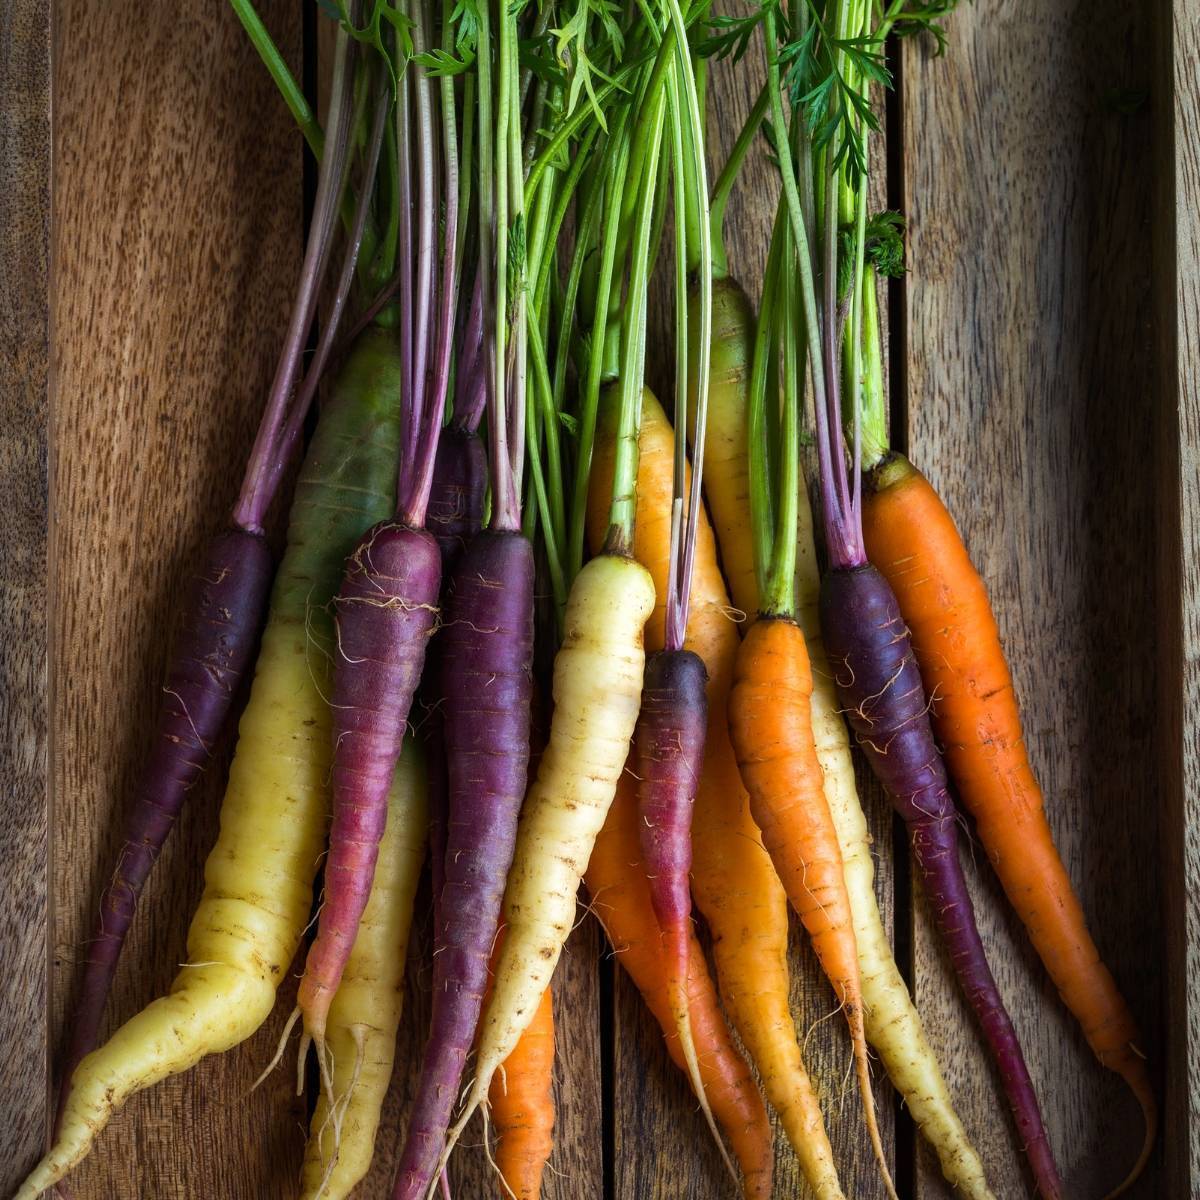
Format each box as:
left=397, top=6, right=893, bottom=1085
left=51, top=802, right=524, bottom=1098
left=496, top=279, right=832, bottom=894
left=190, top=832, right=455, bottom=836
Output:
left=1103, top=1055, right=1157, bottom=1198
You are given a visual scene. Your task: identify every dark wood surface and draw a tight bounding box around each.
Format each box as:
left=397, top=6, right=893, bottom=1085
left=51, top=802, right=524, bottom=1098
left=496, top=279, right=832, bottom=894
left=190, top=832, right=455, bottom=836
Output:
left=1, top=0, right=1193, bottom=1197
left=1157, top=1, right=1200, bottom=1196
left=0, top=0, right=51, bottom=1191
left=900, top=3, right=1164, bottom=1196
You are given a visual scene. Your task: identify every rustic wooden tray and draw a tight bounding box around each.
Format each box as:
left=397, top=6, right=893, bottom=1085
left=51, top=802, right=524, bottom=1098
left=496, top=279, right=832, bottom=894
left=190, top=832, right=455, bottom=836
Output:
left=2, top=1, right=1196, bottom=1197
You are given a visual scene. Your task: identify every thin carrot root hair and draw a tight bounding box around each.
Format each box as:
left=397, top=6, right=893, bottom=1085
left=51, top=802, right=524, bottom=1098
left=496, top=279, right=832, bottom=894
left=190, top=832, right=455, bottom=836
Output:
left=249, top=1005, right=302, bottom=1097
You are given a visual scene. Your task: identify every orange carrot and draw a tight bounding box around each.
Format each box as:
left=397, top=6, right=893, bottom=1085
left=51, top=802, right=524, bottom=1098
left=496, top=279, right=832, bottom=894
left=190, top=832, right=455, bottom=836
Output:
left=487, top=936, right=554, bottom=1200
left=728, top=616, right=892, bottom=1199
left=585, top=771, right=773, bottom=1200
left=586, top=387, right=845, bottom=1200
left=863, top=451, right=1156, bottom=1194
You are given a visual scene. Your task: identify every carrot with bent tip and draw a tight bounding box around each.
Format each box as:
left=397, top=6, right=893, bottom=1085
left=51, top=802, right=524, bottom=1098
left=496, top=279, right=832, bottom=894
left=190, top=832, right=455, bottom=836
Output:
left=759, top=2, right=1063, bottom=1184
left=862, top=450, right=1156, bottom=1195
left=53, top=19, right=367, bottom=1107
left=585, top=769, right=774, bottom=1200
left=727, top=208, right=894, bottom=1200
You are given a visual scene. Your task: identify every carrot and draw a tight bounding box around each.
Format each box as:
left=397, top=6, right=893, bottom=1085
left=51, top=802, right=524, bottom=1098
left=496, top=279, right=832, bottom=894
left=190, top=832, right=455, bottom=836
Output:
left=436, top=548, right=654, bottom=1168
left=53, top=21, right=366, bottom=1102
left=585, top=768, right=774, bottom=1200
left=585, top=387, right=844, bottom=1200
left=760, top=12, right=1062, bottom=1182
left=392, top=2, right=541, bottom=1184
left=301, top=736, right=428, bottom=1200
left=297, top=16, right=465, bottom=1067
left=14, top=322, right=408, bottom=1200
left=685, top=277, right=757, bottom=618
left=687, top=261, right=993, bottom=1195
left=434, top=45, right=665, bottom=1174
left=726, top=202, right=892, bottom=1196
left=862, top=451, right=1156, bottom=1193
left=485, top=931, right=555, bottom=1200
left=633, top=647, right=708, bottom=1126
left=623, top=45, right=721, bottom=1153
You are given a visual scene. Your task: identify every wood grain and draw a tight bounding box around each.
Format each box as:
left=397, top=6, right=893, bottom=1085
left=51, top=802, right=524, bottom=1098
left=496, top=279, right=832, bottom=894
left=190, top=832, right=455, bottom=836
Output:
left=0, top=0, right=51, bottom=1192
left=1158, top=1, right=1200, bottom=1195
left=49, top=3, right=305, bottom=1196
left=17, top=0, right=1189, bottom=1196
left=900, top=3, right=1162, bottom=1196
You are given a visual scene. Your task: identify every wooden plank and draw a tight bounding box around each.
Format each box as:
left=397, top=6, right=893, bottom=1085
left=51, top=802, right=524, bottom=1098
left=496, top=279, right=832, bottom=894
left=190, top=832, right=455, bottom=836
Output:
left=49, top=4, right=305, bottom=1196
left=1158, top=1, right=1200, bottom=1195
left=900, top=3, right=1161, bottom=1196
left=0, top=0, right=51, bottom=1192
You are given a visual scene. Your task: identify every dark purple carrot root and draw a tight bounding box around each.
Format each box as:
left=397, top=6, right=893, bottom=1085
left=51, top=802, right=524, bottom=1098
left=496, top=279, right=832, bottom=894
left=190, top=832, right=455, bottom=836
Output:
left=57, top=527, right=273, bottom=1115
left=394, top=528, right=535, bottom=1200
left=298, top=522, right=441, bottom=1040
left=635, top=649, right=707, bottom=960
left=819, top=562, right=1063, bottom=1200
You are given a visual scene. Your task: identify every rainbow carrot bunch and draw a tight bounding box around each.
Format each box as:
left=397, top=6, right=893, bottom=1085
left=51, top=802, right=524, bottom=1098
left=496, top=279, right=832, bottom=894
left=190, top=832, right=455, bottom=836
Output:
left=18, top=0, right=1157, bottom=1197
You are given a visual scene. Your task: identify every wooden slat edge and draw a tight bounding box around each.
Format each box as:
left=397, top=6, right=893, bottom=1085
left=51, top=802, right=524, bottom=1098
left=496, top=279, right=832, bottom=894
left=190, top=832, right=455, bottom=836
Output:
left=1156, top=1, right=1200, bottom=1194
left=0, top=0, right=52, bottom=1189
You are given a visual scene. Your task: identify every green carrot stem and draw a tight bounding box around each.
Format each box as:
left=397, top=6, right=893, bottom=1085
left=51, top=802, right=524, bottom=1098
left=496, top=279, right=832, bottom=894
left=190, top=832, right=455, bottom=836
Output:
left=748, top=203, right=786, bottom=609
left=762, top=4, right=826, bottom=426
left=605, top=88, right=666, bottom=556
left=567, top=118, right=633, bottom=574
left=525, top=319, right=568, bottom=607
left=230, top=0, right=323, bottom=157
left=858, top=262, right=888, bottom=466
left=708, top=84, right=768, bottom=280
left=533, top=124, right=599, bottom=313
left=663, top=0, right=712, bottom=648
left=525, top=55, right=652, bottom=199
left=764, top=220, right=800, bottom=617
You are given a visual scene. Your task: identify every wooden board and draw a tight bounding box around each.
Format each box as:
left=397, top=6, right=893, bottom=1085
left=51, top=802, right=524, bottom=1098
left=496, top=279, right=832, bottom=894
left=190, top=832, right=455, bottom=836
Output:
left=43, top=4, right=308, bottom=1197
left=0, top=1, right=51, bottom=1193
left=1, top=0, right=1192, bottom=1197
left=1157, top=0, right=1200, bottom=1195
left=900, top=2, right=1164, bottom=1196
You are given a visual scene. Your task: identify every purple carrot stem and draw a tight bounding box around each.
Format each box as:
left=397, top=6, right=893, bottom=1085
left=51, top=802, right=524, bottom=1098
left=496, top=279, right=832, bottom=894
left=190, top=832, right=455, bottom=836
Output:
left=454, top=269, right=484, bottom=422
left=392, top=530, right=534, bottom=1200
left=266, top=86, right=392, bottom=507
left=819, top=563, right=1063, bottom=1200
left=56, top=529, right=273, bottom=1120
left=403, top=5, right=461, bottom=529
left=232, top=28, right=358, bottom=534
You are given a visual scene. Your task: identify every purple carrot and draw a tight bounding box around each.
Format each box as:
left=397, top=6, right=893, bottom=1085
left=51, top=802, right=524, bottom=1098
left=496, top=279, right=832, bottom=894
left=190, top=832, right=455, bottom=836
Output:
left=422, top=410, right=488, bottom=1200
left=819, top=565, right=1062, bottom=1197
left=298, top=0, right=462, bottom=1071
left=635, top=649, right=706, bottom=990
left=56, top=529, right=272, bottom=1110
left=790, top=96, right=1062, bottom=1192
left=393, top=530, right=534, bottom=1200
left=296, top=522, right=442, bottom=1050
left=55, top=27, right=364, bottom=1114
